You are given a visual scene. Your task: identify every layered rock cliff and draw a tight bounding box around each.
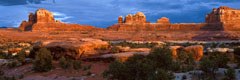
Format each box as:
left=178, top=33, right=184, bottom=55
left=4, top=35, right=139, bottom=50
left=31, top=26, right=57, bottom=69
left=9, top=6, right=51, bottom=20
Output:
left=108, top=6, right=240, bottom=31
left=206, top=6, right=240, bottom=31
left=19, top=8, right=97, bottom=31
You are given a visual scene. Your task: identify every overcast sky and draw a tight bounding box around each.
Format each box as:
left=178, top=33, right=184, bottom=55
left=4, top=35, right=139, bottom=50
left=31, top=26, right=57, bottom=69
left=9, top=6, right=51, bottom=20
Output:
left=0, top=0, right=240, bottom=28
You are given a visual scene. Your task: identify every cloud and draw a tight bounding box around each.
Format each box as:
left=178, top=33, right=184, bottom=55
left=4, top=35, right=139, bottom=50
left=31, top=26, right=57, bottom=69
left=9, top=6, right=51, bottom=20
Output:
left=52, top=12, right=72, bottom=22
left=0, top=0, right=47, bottom=6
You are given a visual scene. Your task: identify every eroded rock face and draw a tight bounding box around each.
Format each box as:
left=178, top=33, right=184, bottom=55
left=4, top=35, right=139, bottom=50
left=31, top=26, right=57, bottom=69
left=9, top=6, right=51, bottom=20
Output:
left=108, top=6, right=240, bottom=31
left=118, top=16, right=123, bottom=24
left=170, top=45, right=204, bottom=61
left=35, top=9, right=55, bottom=23
left=119, top=12, right=147, bottom=24
left=169, top=46, right=183, bottom=59
left=206, top=6, right=240, bottom=31
left=157, top=17, right=170, bottom=24
left=184, top=45, right=204, bottom=61
left=19, top=8, right=97, bottom=31
left=32, top=38, right=109, bottom=59
left=206, top=6, right=240, bottom=23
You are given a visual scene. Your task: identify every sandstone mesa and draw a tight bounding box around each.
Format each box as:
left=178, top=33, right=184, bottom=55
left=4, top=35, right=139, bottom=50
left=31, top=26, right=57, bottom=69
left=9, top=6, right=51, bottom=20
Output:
left=19, top=8, right=99, bottom=31
left=19, top=6, right=240, bottom=32
left=108, top=6, right=240, bottom=31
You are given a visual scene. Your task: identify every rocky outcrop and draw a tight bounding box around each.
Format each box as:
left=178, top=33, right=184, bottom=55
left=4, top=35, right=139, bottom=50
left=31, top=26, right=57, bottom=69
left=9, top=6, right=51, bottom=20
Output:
left=170, top=45, right=204, bottom=61
left=35, top=9, right=55, bottom=23
left=32, top=38, right=109, bottom=59
left=108, top=6, right=240, bottom=31
left=184, top=45, right=204, bottom=61
left=206, top=6, right=240, bottom=31
left=157, top=17, right=170, bottom=24
left=118, top=16, right=123, bottom=24
left=108, top=12, right=208, bottom=31
left=118, top=12, right=147, bottom=24
left=19, top=8, right=97, bottom=31
left=169, top=46, right=183, bottom=59
left=206, top=6, right=240, bottom=23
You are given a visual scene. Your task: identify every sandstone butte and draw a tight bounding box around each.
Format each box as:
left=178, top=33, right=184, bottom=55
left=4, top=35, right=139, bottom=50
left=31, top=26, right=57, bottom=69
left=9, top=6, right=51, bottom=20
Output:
left=19, top=8, right=100, bottom=31
left=19, top=6, right=240, bottom=32
left=108, top=6, right=240, bottom=31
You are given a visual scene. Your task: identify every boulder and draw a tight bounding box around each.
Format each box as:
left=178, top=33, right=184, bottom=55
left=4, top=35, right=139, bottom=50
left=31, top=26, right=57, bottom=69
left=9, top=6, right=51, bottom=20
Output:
left=169, top=45, right=204, bottom=61
left=184, top=45, right=204, bottom=61
left=8, top=48, right=22, bottom=54
left=33, top=38, right=109, bottom=59
left=209, top=48, right=234, bottom=53
left=115, top=46, right=131, bottom=52
left=169, top=46, right=183, bottom=59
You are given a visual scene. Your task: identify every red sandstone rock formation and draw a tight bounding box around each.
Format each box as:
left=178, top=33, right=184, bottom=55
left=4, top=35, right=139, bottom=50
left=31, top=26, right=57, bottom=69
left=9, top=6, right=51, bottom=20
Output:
left=33, top=38, right=109, bottom=59
left=206, top=6, right=240, bottom=31
left=206, top=6, right=240, bottom=23
left=184, top=45, right=203, bottom=61
left=170, top=45, right=204, bottom=61
left=119, top=12, right=147, bottom=24
left=157, top=17, right=170, bottom=24
left=35, top=9, right=55, bottom=23
left=19, top=8, right=97, bottom=31
left=108, top=12, right=208, bottom=31
left=108, top=6, right=240, bottom=31
left=118, top=16, right=123, bottom=23
left=169, top=46, right=182, bottom=59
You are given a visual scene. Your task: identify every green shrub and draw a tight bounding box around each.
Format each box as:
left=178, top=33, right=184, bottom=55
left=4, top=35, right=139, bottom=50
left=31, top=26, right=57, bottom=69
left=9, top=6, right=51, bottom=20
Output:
left=7, top=61, right=18, bottom=68
left=103, top=47, right=175, bottom=80
left=59, top=56, right=70, bottom=70
left=18, top=74, right=24, bottom=79
left=234, top=48, right=240, bottom=56
left=33, top=48, right=53, bottom=72
left=223, top=68, right=236, bottom=80
left=83, top=65, right=91, bottom=71
left=200, top=52, right=230, bottom=80
left=110, top=46, right=121, bottom=53
left=147, top=47, right=174, bottom=70
left=86, top=71, right=92, bottom=76
left=111, top=42, right=158, bottom=48
left=73, top=60, right=82, bottom=70
left=175, top=50, right=196, bottom=72
left=17, top=49, right=26, bottom=64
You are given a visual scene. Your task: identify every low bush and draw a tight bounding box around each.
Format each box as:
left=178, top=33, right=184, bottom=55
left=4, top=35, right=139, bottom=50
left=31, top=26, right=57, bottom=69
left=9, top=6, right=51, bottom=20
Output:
left=103, top=47, right=175, bottom=80
left=17, top=49, right=26, bottom=64
left=59, top=56, right=70, bottom=70
left=33, top=48, right=53, bottom=72
left=111, top=41, right=158, bottom=48
left=110, top=46, right=121, bottom=53
left=234, top=47, right=240, bottom=56
left=73, top=60, right=82, bottom=70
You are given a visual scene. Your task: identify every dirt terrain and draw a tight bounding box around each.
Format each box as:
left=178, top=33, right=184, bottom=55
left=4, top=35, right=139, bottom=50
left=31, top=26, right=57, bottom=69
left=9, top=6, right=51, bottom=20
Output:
left=3, top=61, right=109, bottom=80
left=1, top=29, right=240, bottom=44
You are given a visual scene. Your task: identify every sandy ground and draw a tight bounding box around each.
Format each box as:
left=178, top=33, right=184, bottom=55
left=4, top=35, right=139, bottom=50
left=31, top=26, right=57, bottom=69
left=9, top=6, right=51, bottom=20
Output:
left=3, top=61, right=109, bottom=80
left=0, top=29, right=240, bottom=44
